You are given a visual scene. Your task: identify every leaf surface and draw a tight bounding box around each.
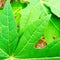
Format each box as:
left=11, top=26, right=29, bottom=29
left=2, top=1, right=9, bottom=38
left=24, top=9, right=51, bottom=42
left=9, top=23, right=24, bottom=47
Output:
left=19, top=0, right=51, bottom=36
left=0, top=0, right=18, bottom=58
left=15, top=0, right=60, bottom=58
left=0, top=0, right=60, bottom=60
left=45, top=15, right=60, bottom=44
left=15, top=14, right=51, bottom=57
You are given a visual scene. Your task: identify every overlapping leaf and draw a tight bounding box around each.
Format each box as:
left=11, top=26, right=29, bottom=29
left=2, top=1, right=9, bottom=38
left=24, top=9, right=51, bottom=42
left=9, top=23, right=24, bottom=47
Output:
left=45, top=0, right=60, bottom=17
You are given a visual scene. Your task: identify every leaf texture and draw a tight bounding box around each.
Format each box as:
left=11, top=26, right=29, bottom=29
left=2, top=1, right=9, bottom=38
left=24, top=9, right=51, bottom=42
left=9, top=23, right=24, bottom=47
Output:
left=0, top=0, right=18, bottom=58
left=45, top=15, right=60, bottom=44
left=15, top=14, right=51, bottom=57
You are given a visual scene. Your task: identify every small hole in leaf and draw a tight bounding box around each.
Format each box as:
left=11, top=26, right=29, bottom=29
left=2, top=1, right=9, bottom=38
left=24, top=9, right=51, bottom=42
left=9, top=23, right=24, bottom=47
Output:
left=34, top=36, right=47, bottom=49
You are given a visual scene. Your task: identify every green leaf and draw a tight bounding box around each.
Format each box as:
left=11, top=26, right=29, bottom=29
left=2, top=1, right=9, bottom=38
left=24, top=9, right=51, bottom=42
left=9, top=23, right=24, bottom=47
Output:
left=19, top=0, right=51, bottom=36
left=14, top=38, right=60, bottom=59
left=20, top=0, right=39, bottom=36
left=15, top=0, right=60, bottom=58
left=14, top=14, right=51, bottom=57
left=0, top=48, right=9, bottom=59
left=0, top=0, right=60, bottom=59
left=45, top=15, right=60, bottom=44
left=44, top=0, right=60, bottom=17
left=0, top=0, right=18, bottom=58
